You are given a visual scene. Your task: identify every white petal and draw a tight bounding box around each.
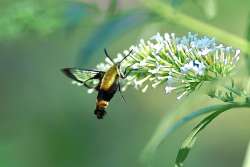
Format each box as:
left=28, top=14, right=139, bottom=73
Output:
left=87, top=89, right=95, bottom=94
left=142, top=85, right=149, bottom=93
left=165, top=86, right=176, bottom=94
left=177, top=91, right=188, bottom=100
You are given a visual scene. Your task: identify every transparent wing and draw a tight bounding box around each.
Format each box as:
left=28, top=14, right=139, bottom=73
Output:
left=62, top=68, right=104, bottom=89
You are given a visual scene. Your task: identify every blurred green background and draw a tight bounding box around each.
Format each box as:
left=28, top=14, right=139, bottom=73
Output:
left=1, top=0, right=250, bottom=167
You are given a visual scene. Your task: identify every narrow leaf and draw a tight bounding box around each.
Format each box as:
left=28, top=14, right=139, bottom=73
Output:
left=175, top=110, right=222, bottom=167
left=141, top=103, right=235, bottom=162
left=242, top=141, right=250, bottom=167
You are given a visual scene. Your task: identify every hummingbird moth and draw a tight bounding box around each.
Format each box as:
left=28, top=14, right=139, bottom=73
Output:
left=62, top=49, right=134, bottom=119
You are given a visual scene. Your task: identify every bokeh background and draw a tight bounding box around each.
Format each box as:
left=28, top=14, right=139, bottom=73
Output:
left=1, top=0, right=250, bottom=167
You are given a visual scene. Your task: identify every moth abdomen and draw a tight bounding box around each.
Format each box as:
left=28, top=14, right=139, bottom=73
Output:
left=95, top=100, right=109, bottom=119
left=94, top=109, right=106, bottom=119
left=96, top=99, right=109, bottom=110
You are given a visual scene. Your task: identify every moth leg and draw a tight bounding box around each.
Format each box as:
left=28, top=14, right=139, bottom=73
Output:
left=118, top=80, right=126, bottom=103
left=120, top=65, right=132, bottom=79
left=120, top=65, right=141, bottom=79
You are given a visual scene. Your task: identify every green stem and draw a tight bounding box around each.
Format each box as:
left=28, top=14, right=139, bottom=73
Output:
left=142, top=0, right=250, bottom=54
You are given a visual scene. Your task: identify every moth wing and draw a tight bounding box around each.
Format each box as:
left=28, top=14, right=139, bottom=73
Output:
left=62, top=68, right=104, bottom=89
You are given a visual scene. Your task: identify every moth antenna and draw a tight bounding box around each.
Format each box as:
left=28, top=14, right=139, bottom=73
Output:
left=104, top=48, right=115, bottom=64
left=119, top=49, right=134, bottom=65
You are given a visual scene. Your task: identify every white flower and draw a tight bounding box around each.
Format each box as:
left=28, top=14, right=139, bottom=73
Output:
left=142, top=85, right=149, bottom=93
left=233, top=49, right=240, bottom=64
left=105, top=57, right=113, bottom=65
left=164, top=33, right=171, bottom=42
left=151, top=32, right=164, bottom=42
left=152, top=43, right=164, bottom=54
left=167, top=75, right=175, bottom=85
left=152, top=81, right=161, bottom=88
left=181, top=60, right=206, bottom=76
left=93, top=32, right=240, bottom=98
left=87, top=89, right=95, bottom=94
left=96, top=63, right=109, bottom=71
left=133, top=76, right=151, bottom=89
left=198, top=48, right=211, bottom=56
left=177, top=91, right=188, bottom=100
left=72, top=81, right=83, bottom=86
left=165, top=86, right=176, bottom=94
left=113, top=53, right=124, bottom=63
left=148, top=63, right=161, bottom=74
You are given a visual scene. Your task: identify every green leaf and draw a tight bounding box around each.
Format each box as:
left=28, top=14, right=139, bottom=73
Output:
left=175, top=100, right=250, bottom=166
left=175, top=110, right=222, bottom=167
left=242, top=141, right=250, bottom=167
left=141, top=101, right=249, bottom=164
left=141, top=102, right=234, bottom=162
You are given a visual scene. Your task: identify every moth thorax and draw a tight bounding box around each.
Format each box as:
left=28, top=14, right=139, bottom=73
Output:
left=96, top=100, right=109, bottom=109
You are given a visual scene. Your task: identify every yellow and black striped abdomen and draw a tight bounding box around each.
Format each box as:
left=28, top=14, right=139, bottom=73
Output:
left=94, top=65, right=120, bottom=119
left=100, top=65, right=119, bottom=91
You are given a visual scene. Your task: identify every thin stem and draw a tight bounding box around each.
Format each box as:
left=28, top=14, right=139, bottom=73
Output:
left=142, top=0, right=250, bottom=55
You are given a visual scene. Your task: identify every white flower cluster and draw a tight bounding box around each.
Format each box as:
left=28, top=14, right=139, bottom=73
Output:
left=94, top=32, right=240, bottom=99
